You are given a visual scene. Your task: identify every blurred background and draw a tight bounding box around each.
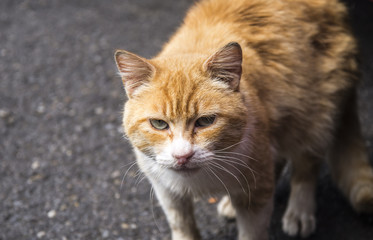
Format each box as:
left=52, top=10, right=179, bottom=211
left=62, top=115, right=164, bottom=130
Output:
left=0, top=0, right=372, bottom=239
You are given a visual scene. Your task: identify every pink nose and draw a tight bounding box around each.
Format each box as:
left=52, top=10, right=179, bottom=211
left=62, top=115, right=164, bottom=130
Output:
left=173, top=151, right=194, bottom=166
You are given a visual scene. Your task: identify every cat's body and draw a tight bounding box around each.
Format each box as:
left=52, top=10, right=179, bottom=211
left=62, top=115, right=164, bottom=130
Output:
left=115, top=0, right=373, bottom=239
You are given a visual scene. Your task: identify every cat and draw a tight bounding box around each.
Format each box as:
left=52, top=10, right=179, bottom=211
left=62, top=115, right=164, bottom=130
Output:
left=114, top=0, right=373, bottom=239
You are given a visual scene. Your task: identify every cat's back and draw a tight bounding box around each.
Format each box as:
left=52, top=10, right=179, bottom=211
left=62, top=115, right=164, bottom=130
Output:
left=159, top=0, right=358, bottom=154
left=160, top=0, right=351, bottom=57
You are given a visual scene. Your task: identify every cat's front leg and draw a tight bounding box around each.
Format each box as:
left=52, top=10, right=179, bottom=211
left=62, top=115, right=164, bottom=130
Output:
left=231, top=194, right=273, bottom=240
left=151, top=182, right=201, bottom=240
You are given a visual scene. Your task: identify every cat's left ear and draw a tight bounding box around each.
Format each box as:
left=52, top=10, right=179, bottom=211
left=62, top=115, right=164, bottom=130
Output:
left=203, top=42, right=242, bottom=91
left=114, top=50, right=155, bottom=98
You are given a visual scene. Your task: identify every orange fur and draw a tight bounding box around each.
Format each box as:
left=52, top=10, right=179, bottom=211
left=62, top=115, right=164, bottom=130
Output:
left=115, top=0, right=373, bottom=239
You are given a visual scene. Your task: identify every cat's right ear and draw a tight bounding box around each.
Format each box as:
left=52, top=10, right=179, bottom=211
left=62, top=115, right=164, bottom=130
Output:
left=114, top=50, right=155, bottom=98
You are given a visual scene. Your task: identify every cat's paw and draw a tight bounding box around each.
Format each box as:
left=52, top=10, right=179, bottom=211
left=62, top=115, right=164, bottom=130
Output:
left=217, top=195, right=236, bottom=219
left=350, top=181, right=373, bottom=213
left=282, top=203, right=316, bottom=238
left=172, top=231, right=200, bottom=240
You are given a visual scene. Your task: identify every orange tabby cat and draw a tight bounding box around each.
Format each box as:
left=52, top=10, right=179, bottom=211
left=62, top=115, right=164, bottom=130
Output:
left=114, top=0, right=373, bottom=239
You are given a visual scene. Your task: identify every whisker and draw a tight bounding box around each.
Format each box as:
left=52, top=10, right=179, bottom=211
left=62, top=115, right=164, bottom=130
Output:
left=213, top=154, right=260, bottom=176
left=214, top=140, right=247, bottom=153
left=206, top=164, right=232, bottom=201
left=211, top=156, right=257, bottom=189
left=211, top=159, right=251, bottom=202
left=120, top=160, right=137, bottom=169
left=216, top=151, right=259, bottom=162
left=121, top=161, right=138, bottom=190
left=212, top=156, right=254, bottom=170
left=135, top=174, right=147, bottom=187
left=150, top=186, right=162, bottom=233
left=209, top=162, right=248, bottom=195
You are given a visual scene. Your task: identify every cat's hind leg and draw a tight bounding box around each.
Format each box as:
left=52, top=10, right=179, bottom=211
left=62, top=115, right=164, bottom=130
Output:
left=328, top=94, right=373, bottom=213
left=282, top=153, right=322, bottom=238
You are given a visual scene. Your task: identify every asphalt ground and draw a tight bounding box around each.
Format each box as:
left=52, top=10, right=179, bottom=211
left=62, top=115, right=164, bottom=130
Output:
left=0, top=0, right=372, bottom=239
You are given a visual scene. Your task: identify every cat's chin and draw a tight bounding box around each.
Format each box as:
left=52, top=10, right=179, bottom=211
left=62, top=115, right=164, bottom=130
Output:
left=170, top=166, right=200, bottom=176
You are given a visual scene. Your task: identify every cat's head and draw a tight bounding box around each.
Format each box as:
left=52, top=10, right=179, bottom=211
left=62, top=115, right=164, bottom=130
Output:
left=115, top=42, right=253, bottom=176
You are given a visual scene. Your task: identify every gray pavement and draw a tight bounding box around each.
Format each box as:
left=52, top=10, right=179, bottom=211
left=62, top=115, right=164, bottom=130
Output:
left=0, top=0, right=372, bottom=239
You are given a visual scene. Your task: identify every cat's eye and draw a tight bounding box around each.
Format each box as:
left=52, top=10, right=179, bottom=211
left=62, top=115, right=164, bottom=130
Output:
left=195, top=115, right=216, bottom=128
left=149, top=119, right=169, bottom=130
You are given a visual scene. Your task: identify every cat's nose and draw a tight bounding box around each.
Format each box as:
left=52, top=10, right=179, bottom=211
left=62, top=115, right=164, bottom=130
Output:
left=173, top=151, right=194, bottom=166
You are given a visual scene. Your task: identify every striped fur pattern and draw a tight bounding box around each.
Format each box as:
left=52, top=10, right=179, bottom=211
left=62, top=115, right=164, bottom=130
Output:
left=114, top=0, right=373, bottom=239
